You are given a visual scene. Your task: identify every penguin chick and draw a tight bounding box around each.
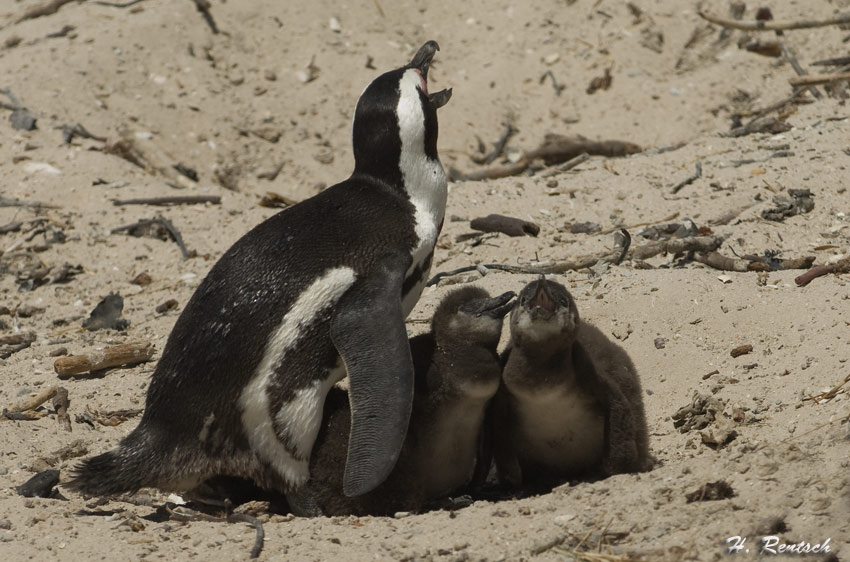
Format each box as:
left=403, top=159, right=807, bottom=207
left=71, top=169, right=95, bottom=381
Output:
left=68, top=41, right=452, bottom=499
left=495, top=277, right=650, bottom=490
left=289, top=287, right=515, bottom=516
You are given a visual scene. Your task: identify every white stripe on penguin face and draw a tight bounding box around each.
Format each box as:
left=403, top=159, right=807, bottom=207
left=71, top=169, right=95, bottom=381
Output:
left=396, top=68, right=447, bottom=316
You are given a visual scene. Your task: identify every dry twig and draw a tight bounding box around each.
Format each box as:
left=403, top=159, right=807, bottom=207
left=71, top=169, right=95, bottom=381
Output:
left=789, top=72, right=850, bottom=87
left=111, top=216, right=191, bottom=259
left=427, top=235, right=723, bottom=285
left=6, top=385, right=58, bottom=414
left=191, top=0, right=219, bottom=34
left=670, top=162, right=702, bottom=194
left=698, top=10, right=850, bottom=32
left=803, top=373, right=850, bottom=405
left=15, top=0, right=78, bottom=23
left=53, top=387, right=72, bottom=431
left=112, top=195, right=221, bottom=206
left=54, top=342, right=155, bottom=377
left=166, top=500, right=264, bottom=559
left=795, top=256, right=850, bottom=286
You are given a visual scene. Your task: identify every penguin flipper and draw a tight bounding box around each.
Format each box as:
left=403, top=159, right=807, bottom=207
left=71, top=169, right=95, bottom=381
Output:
left=330, top=255, right=414, bottom=497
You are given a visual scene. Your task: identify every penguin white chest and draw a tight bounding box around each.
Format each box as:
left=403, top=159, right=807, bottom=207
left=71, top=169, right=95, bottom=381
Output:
left=396, top=69, right=448, bottom=315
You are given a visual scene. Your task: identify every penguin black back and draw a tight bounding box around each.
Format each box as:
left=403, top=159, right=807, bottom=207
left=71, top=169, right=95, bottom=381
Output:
left=68, top=42, right=452, bottom=500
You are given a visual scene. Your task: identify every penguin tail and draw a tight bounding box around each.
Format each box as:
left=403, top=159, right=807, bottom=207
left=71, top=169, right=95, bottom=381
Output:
left=66, top=435, right=159, bottom=496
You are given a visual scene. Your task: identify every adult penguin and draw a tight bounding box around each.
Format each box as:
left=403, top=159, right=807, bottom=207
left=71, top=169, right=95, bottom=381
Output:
left=69, top=41, right=452, bottom=498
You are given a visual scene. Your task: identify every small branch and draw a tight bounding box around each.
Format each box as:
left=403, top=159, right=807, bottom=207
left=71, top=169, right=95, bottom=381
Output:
left=7, top=386, right=58, bottom=414
left=812, top=56, right=850, bottom=67
left=613, top=229, right=631, bottom=265
left=599, top=212, right=679, bottom=235
left=426, top=235, right=723, bottom=285
left=670, top=162, right=702, bottom=194
left=525, top=134, right=641, bottom=165
left=94, top=0, right=146, bottom=7
left=802, top=373, right=850, bottom=404
left=778, top=41, right=821, bottom=99
left=53, top=342, right=155, bottom=377
left=725, top=116, right=792, bottom=138
left=472, top=124, right=517, bottom=165
left=795, top=257, right=850, bottom=286
left=111, top=216, right=190, bottom=259
left=53, top=387, right=72, bottom=432
left=540, top=70, right=566, bottom=96
left=165, top=500, right=264, bottom=559
left=0, top=197, right=58, bottom=209
left=15, top=0, right=79, bottom=24
left=694, top=251, right=755, bottom=272
left=698, top=10, right=850, bottom=32
left=0, top=332, right=37, bottom=359
left=537, top=152, right=590, bottom=178
left=191, top=0, right=219, bottom=34
left=789, top=72, right=850, bottom=87
left=112, top=195, right=221, bottom=206
left=450, top=160, right=529, bottom=182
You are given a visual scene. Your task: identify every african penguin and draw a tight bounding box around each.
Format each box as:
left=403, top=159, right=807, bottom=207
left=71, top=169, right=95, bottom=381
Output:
left=494, top=277, right=651, bottom=491
left=287, top=287, right=515, bottom=516
left=69, top=41, right=452, bottom=499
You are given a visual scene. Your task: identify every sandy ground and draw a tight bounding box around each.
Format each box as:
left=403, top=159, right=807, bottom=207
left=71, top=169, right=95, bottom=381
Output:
left=1, top=0, right=849, bottom=560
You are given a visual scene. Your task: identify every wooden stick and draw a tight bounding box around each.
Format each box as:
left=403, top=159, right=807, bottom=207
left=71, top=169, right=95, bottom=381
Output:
left=812, top=56, right=850, bottom=67
left=537, top=152, right=591, bottom=178
left=599, top=212, right=679, bottom=235
left=191, top=0, right=219, bottom=34
left=789, top=72, right=850, bottom=87
left=53, top=387, right=72, bottom=431
left=8, top=386, right=58, bottom=414
left=426, top=235, right=723, bottom=285
left=54, top=342, right=155, bottom=377
left=15, top=0, right=78, bottom=23
left=795, top=257, right=850, bottom=286
left=112, top=195, right=221, bottom=206
left=698, top=10, right=850, bottom=32
left=670, top=162, right=702, bottom=194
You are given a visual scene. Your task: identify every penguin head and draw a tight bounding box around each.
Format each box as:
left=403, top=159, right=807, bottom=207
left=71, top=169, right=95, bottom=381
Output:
left=351, top=41, right=451, bottom=183
left=433, top=286, right=514, bottom=349
left=431, top=286, right=513, bottom=398
left=511, top=276, right=580, bottom=348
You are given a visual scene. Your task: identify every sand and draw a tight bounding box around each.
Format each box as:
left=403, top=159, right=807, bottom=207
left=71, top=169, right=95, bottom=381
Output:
left=1, top=0, right=848, bottom=560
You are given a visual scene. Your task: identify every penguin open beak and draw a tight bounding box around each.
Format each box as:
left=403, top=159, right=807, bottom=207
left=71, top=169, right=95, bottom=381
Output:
left=460, top=291, right=516, bottom=319
left=409, top=40, right=439, bottom=79
left=409, top=40, right=452, bottom=109
left=527, top=281, right=558, bottom=319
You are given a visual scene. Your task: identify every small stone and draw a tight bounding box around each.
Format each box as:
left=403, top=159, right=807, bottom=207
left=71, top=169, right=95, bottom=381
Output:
left=730, top=344, right=753, bottom=358
left=131, top=272, right=152, bottom=286
left=264, top=69, right=277, bottom=81
left=48, top=347, right=68, bottom=357
left=654, top=337, right=666, bottom=349
left=329, top=16, right=342, bottom=33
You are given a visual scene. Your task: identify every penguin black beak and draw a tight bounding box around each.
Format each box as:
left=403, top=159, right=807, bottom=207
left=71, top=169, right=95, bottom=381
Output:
left=460, top=291, right=516, bottom=319
left=409, top=40, right=439, bottom=79
left=409, top=40, right=452, bottom=109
